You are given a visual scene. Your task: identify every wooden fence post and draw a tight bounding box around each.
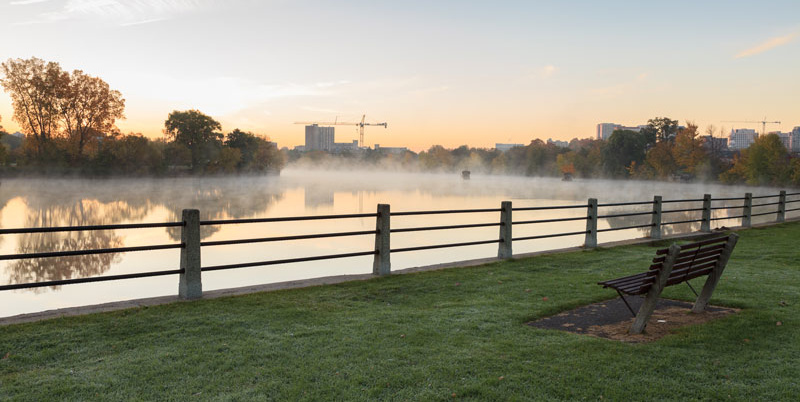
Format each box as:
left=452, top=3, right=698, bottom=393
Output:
left=778, top=191, right=786, bottom=223
left=701, top=194, right=712, bottom=232
left=585, top=198, right=598, bottom=248
left=650, top=195, right=662, bottom=239
left=498, top=201, right=513, bottom=259
left=178, top=209, right=202, bottom=300
left=373, top=204, right=391, bottom=276
left=743, top=193, right=752, bottom=227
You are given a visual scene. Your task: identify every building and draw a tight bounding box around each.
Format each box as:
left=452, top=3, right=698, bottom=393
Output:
left=596, top=123, right=646, bottom=140
left=596, top=123, right=620, bottom=140
left=790, top=127, right=800, bottom=153
left=546, top=138, right=569, bottom=148
left=700, top=135, right=728, bottom=152
left=495, top=143, right=524, bottom=152
left=374, top=144, right=408, bottom=154
left=728, top=128, right=758, bottom=151
left=772, top=131, right=791, bottom=151
left=332, top=140, right=360, bottom=153
left=304, top=124, right=335, bottom=151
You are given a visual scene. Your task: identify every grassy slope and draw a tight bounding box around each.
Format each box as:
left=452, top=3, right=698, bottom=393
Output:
left=1, top=223, right=798, bottom=401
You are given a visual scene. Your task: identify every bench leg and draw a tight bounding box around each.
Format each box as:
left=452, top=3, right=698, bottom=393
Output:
left=630, top=287, right=666, bottom=334
left=630, top=244, right=679, bottom=335
left=617, top=290, right=637, bottom=317
left=691, top=234, right=738, bottom=313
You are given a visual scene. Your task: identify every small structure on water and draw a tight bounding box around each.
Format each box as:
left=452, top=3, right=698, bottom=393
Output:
left=562, top=173, right=573, bottom=182
left=461, top=170, right=471, bottom=180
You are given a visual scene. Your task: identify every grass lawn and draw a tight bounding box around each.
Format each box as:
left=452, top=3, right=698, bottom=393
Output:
left=1, top=222, right=798, bottom=400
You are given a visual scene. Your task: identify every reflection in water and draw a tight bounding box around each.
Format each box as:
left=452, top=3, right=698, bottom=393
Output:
left=2, top=177, right=285, bottom=289
left=9, top=230, right=122, bottom=292
left=304, top=187, right=334, bottom=210
left=602, top=197, right=778, bottom=237
left=7, top=201, right=128, bottom=291
left=603, top=202, right=702, bottom=237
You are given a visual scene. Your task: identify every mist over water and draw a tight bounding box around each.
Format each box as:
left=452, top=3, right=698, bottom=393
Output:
left=0, top=169, right=790, bottom=317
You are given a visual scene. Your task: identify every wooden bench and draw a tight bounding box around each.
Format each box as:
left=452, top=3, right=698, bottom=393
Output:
left=598, top=234, right=739, bottom=334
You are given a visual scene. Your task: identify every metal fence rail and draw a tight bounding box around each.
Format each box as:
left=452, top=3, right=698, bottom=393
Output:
left=1, top=189, right=797, bottom=300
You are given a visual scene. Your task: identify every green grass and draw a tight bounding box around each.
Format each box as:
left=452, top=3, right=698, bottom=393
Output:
left=1, top=223, right=799, bottom=401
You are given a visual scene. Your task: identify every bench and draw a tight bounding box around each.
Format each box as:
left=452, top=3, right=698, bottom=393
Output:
left=598, top=234, right=739, bottom=334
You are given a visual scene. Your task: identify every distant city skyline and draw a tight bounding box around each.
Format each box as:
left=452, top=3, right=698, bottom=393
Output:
left=1, top=0, right=799, bottom=151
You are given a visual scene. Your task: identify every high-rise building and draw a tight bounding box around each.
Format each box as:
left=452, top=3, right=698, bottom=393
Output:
left=305, top=124, right=335, bottom=151
left=596, top=123, right=621, bottom=140
left=728, top=128, right=758, bottom=150
left=772, top=131, right=791, bottom=151
left=791, top=127, right=800, bottom=153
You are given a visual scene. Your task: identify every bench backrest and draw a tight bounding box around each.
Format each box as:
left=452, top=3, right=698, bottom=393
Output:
left=646, top=235, right=734, bottom=289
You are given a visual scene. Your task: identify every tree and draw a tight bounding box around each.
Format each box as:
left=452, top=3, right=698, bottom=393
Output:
left=743, top=133, right=790, bottom=185
left=0, top=57, right=63, bottom=158
left=720, top=134, right=790, bottom=186
left=568, top=138, right=605, bottom=178
left=224, top=129, right=284, bottom=172
left=644, top=141, right=676, bottom=179
left=556, top=152, right=576, bottom=175
left=164, top=110, right=222, bottom=172
left=671, top=123, right=707, bottom=177
left=57, top=70, right=125, bottom=161
left=604, top=130, right=648, bottom=177
left=418, top=145, right=453, bottom=171
left=641, top=117, right=679, bottom=144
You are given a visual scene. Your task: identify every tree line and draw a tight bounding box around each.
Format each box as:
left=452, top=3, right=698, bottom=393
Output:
left=0, top=57, right=285, bottom=176
left=291, top=117, right=800, bottom=187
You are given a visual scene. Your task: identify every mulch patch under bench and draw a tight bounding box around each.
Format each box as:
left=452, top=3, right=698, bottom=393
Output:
left=527, top=297, right=738, bottom=343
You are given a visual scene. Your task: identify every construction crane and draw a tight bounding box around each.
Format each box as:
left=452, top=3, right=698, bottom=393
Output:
left=722, top=118, right=781, bottom=135
left=294, top=115, right=387, bottom=147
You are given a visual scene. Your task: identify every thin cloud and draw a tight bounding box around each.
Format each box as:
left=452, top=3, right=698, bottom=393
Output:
left=301, top=106, right=343, bottom=115
left=10, top=0, right=55, bottom=4
left=410, top=85, right=449, bottom=96
left=13, top=0, right=215, bottom=26
left=120, top=17, right=167, bottom=27
left=589, top=72, right=650, bottom=98
left=121, top=74, right=347, bottom=116
left=735, top=32, right=799, bottom=58
left=541, top=64, right=557, bottom=78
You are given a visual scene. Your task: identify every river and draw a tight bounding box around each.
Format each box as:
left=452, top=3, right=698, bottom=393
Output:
left=0, top=169, right=789, bottom=317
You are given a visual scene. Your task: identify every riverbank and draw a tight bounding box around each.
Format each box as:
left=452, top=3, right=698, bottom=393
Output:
left=1, top=222, right=798, bottom=399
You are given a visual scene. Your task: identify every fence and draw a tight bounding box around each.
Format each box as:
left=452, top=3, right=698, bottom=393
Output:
left=1, top=190, right=799, bottom=299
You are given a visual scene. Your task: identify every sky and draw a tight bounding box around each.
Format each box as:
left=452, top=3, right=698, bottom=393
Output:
left=1, top=0, right=799, bottom=151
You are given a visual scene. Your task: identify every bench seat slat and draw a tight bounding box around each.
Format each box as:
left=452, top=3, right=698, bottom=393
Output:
left=598, top=271, right=652, bottom=287
left=600, top=275, right=656, bottom=294
left=654, top=237, right=729, bottom=255
left=668, top=261, right=718, bottom=279
left=650, top=252, right=722, bottom=271
left=670, top=256, right=722, bottom=272
left=665, top=268, right=713, bottom=287
left=598, top=270, right=650, bottom=283
left=651, top=244, right=725, bottom=264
